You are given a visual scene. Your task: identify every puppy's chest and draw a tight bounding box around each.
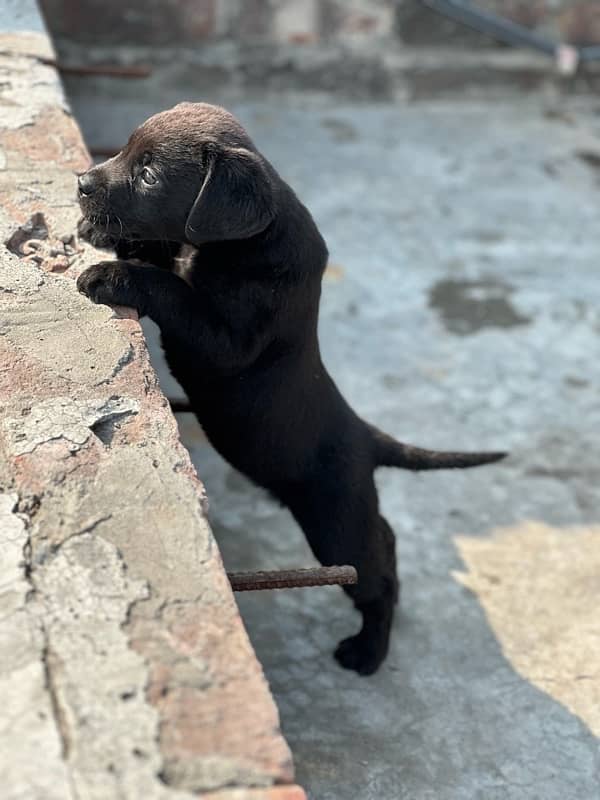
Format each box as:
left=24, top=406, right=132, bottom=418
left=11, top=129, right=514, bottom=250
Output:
left=178, top=250, right=271, bottom=314
left=173, top=244, right=197, bottom=286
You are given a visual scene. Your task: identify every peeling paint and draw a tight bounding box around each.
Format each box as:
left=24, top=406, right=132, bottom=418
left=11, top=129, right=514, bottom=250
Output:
left=2, top=395, right=139, bottom=455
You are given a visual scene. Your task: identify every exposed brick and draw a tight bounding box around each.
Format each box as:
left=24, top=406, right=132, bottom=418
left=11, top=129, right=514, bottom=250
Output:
left=559, top=2, right=600, bottom=46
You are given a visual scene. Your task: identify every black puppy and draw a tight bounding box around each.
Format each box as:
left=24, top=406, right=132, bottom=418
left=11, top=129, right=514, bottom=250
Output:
left=76, top=103, right=504, bottom=675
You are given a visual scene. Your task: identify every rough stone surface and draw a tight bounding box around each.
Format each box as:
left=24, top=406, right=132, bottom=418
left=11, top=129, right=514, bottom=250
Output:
left=68, top=66, right=600, bottom=799
left=0, top=6, right=301, bottom=799
left=0, top=492, right=72, bottom=800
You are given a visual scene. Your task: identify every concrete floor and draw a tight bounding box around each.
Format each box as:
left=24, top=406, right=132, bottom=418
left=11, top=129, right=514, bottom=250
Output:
left=65, top=72, right=600, bottom=799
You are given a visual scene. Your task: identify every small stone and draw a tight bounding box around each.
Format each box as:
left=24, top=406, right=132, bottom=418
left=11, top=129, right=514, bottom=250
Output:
left=47, top=255, right=70, bottom=273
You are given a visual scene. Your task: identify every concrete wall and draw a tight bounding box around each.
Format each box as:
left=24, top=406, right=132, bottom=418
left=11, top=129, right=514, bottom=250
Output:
left=39, top=0, right=600, bottom=47
left=0, top=3, right=304, bottom=798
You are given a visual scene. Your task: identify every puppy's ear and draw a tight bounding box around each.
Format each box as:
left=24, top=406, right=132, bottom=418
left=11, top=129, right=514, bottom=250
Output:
left=185, top=147, right=275, bottom=245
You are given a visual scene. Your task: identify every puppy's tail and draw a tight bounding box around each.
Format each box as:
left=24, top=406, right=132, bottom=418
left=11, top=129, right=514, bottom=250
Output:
left=371, top=426, right=506, bottom=471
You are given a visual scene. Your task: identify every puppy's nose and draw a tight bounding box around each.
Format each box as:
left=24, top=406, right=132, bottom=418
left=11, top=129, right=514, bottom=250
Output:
left=78, top=171, right=98, bottom=196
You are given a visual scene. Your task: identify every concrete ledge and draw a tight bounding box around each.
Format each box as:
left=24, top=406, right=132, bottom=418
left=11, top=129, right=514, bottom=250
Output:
left=0, top=6, right=302, bottom=799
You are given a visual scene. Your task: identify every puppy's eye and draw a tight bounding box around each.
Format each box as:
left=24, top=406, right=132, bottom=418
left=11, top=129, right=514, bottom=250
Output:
left=141, top=167, right=157, bottom=185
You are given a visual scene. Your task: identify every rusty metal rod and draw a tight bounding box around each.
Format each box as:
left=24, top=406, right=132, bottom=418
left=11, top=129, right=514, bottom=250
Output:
left=0, top=51, right=152, bottom=78
left=421, top=0, right=600, bottom=69
left=40, top=58, right=152, bottom=78
left=228, top=565, right=357, bottom=592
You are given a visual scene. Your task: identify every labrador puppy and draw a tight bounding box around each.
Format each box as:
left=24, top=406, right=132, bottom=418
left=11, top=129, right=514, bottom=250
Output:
left=76, top=102, right=504, bottom=675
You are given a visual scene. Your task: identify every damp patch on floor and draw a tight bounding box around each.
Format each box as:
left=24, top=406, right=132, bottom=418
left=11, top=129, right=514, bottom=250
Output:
left=428, top=277, right=531, bottom=335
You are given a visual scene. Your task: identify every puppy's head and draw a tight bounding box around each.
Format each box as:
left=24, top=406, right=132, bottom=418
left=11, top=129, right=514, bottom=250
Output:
left=78, top=102, right=276, bottom=248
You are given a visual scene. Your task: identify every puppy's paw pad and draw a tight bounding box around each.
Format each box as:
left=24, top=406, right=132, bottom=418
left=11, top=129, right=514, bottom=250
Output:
left=77, top=263, right=105, bottom=294
left=334, top=634, right=383, bottom=676
left=76, top=262, right=127, bottom=306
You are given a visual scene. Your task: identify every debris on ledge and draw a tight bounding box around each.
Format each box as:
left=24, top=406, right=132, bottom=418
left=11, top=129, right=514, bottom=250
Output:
left=0, top=3, right=304, bottom=798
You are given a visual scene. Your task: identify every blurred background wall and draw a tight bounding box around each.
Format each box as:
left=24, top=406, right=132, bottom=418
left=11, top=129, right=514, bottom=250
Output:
left=38, top=1, right=600, bottom=49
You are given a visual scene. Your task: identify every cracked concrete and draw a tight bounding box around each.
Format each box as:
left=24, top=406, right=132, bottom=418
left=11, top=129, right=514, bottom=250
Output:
left=0, top=493, right=72, bottom=800
left=2, top=395, right=140, bottom=454
left=0, top=4, right=303, bottom=799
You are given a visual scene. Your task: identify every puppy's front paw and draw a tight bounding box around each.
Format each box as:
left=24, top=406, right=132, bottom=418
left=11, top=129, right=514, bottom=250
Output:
left=77, top=261, right=141, bottom=311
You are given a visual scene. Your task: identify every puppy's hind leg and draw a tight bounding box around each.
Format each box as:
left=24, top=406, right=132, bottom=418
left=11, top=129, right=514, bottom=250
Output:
left=334, top=512, right=399, bottom=675
left=286, top=478, right=399, bottom=676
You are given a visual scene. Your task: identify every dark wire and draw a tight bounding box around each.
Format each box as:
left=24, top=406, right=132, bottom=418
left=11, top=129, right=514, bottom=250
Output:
left=420, top=0, right=600, bottom=67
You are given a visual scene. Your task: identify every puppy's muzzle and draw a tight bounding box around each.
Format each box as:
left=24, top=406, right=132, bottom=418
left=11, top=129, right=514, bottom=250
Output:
left=78, top=171, right=99, bottom=197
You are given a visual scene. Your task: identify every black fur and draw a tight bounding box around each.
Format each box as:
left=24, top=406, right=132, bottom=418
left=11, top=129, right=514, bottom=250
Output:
left=76, top=102, right=505, bottom=675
